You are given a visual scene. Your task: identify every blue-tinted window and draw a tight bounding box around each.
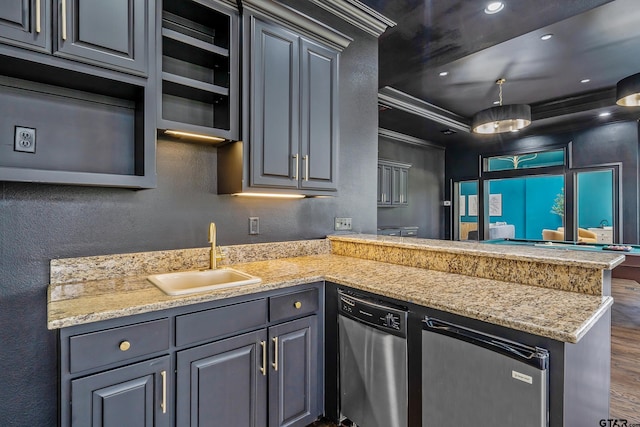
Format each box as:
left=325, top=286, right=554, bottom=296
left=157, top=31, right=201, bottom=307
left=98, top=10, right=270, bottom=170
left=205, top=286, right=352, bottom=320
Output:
left=485, top=149, right=565, bottom=172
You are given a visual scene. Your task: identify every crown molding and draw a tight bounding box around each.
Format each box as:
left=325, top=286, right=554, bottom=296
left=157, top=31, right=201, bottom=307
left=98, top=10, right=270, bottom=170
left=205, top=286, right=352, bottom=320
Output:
left=308, top=0, right=396, bottom=38
left=378, top=86, right=471, bottom=133
left=242, top=0, right=353, bottom=50
left=379, top=128, right=444, bottom=150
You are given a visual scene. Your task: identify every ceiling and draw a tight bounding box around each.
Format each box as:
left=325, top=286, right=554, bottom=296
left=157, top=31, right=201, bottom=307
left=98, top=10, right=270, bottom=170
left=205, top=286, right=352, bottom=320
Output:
left=361, top=0, right=640, bottom=146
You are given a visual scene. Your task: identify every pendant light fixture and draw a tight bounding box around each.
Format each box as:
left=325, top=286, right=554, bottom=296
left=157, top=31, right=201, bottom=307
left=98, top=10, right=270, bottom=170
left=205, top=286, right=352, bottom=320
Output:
left=471, top=78, right=532, bottom=134
left=616, top=72, right=640, bottom=106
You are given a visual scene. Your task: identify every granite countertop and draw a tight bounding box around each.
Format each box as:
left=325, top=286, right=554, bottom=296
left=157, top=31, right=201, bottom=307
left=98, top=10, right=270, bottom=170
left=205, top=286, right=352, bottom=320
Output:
left=329, top=234, right=625, bottom=269
left=48, top=253, right=612, bottom=343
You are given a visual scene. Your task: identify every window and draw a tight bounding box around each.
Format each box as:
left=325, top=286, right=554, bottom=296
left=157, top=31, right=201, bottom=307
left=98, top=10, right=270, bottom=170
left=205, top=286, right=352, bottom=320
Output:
left=484, top=149, right=565, bottom=172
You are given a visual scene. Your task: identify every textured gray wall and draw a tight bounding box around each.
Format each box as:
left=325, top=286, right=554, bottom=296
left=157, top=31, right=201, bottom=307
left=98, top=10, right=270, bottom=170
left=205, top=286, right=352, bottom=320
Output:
left=0, top=6, right=379, bottom=425
left=377, top=137, right=445, bottom=238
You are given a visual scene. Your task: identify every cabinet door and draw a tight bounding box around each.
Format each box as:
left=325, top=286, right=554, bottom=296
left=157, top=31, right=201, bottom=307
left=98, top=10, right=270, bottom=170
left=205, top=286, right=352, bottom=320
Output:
left=396, top=166, right=409, bottom=206
left=269, top=315, right=319, bottom=427
left=55, top=0, right=148, bottom=75
left=176, top=329, right=268, bottom=427
left=0, top=0, right=49, bottom=51
left=70, top=356, right=171, bottom=427
left=299, top=39, right=338, bottom=191
left=250, top=17, right=300, bottom=189
left=378, top=164, right=392, bottom=205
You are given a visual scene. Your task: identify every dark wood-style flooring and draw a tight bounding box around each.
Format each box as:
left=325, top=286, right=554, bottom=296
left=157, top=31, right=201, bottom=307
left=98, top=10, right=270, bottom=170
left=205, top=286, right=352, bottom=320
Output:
left=308, top=278, right=640, bottom=426
left=611, top=278, right=640, bottom=423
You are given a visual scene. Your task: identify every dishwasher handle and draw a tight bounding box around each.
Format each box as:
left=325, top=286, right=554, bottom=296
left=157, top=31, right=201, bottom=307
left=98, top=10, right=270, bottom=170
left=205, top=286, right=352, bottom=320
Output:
left=423, top=317, right=549, bottom=370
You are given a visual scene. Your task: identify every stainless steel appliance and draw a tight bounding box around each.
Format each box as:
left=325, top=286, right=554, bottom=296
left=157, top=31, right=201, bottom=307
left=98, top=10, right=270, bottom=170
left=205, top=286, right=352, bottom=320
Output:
left=422, top=317, right=549, bottom=427
left=338, top=290, right=408, bottom=427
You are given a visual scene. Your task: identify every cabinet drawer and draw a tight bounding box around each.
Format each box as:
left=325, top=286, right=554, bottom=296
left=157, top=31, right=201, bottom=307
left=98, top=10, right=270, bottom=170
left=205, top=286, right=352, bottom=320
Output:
left=176, top=299, right=268, bottom=347
left=269, top=288, right=318, bottom=322
left=69, top=318, right=170, bottom=374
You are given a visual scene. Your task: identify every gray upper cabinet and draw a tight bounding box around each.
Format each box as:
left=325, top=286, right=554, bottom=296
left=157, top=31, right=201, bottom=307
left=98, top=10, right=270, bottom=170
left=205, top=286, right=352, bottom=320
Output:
left=0, top=0, right=50, bottom=51
left=250, top=18, right=300, bottom=189
left=378, top=159, right=410, bottom=207
left=247, top=13, right=339, bottom=193
left=300, top=39, right=338, bottom=191
left=54, top=0, right=148, bottom=75
left=159, top=0, right=239, bottom=141
left=0, top=0, right=149, bottom=75
left=217, top=1, right=350, bottom=196
left=377, top=163, right=392, bottom=205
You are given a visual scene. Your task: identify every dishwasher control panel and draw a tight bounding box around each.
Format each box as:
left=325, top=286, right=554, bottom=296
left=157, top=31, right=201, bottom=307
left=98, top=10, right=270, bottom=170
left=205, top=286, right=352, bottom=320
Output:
left=338, top=291, right=407, bottom=337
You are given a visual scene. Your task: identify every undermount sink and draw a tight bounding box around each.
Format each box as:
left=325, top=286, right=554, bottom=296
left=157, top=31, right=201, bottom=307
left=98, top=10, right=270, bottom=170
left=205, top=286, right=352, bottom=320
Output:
left=147, top=268, right=262, bottom=296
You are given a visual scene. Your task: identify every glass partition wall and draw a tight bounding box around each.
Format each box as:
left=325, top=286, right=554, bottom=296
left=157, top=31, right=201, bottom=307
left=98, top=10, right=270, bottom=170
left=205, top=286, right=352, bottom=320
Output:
left=453, top=147, right=620, bottom=243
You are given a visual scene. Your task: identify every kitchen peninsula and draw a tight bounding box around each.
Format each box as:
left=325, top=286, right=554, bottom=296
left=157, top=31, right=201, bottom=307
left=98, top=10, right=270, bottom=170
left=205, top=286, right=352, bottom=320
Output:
left=49, top=235, right=622, bottom=426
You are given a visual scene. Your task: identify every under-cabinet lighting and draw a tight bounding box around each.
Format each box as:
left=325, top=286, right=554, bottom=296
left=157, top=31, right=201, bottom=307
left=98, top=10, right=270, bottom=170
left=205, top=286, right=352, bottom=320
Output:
left=232, top=192, right=306, bottom=199
left=164, top=130, right=226, bottom=143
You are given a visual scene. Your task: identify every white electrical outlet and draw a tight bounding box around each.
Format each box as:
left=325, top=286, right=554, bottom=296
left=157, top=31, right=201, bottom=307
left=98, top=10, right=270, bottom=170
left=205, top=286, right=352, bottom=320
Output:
left=14, top=126, right=36, bottom=153
left=334, top=217, right=352, bottom=231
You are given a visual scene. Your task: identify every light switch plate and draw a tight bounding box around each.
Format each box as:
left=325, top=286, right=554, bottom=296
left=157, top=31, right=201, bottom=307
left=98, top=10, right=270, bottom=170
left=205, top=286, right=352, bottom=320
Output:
left=249, top=217, right=260, bottom=235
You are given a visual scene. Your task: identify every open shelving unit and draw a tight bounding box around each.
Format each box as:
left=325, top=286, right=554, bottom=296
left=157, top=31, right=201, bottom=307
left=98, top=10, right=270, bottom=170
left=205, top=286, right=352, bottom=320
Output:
left=159, top=0, right=238, bottom=141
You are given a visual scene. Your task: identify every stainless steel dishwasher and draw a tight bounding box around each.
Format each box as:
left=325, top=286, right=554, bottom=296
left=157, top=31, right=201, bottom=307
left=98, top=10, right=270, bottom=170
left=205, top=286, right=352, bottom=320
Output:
left=338, top=290, right=408, bottom=427
left=422, top=317, right=550, bottom=427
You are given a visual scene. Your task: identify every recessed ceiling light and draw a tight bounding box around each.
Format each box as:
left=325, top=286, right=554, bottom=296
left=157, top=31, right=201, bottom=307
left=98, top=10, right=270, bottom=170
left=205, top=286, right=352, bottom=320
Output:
left=439, top=71, right=449, bottom=77
left=599, top=112, right=611, bottom=117
left=484, top=2, right=505, bottom=14
left=581, top=78, right=591, bottom=83
left=540, top=34, right=553, bottom=41
left=493, top=101, right=500, bottom=105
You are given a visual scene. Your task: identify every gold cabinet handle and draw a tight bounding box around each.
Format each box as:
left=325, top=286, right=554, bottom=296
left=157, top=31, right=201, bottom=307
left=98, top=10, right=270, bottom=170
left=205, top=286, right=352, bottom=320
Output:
left=260, top=340, right=266, bottom=376
left=61, top=0, right=67, bottom=40
left=292, top=154, right=299, bottom=180
left=303, top=155, right=309, bottom=181
left=272, top=336, right=278, bottom=371
left=160, top=370, right=167, bottom=414
left=36, top=0, right=41, bottom=33
left=119, top=341, right=131, bottom=351
left=294, top=301, right=302, bottom=309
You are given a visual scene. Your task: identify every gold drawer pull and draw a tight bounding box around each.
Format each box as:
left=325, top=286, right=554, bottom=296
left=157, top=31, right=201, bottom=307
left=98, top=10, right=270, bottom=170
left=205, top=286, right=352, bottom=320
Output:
left=294, top=301, right=302, bottom=309
left=36, top=0, right=41, bottom=33
left=160, top=370, right=167, bottom=414
left=260, top=341, right=267, bottom=376
left=61, top=0, right=67, bottom=41
left=272, top=336, right=278, bottom=371
left=119, top=341, right=131, bottom=351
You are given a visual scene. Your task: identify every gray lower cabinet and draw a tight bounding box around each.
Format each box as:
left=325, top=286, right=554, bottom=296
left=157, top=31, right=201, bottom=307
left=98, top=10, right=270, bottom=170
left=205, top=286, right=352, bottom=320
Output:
left=59, top=285, right=323, bottom=427
left=248, top=14, right=338, bottom=192
left=176, top=316, right=318, bottom=427
left=176, top=330, right=268, bottom=427
left=0, top=0, right=149, bottom=75
left=71, top=356, right=171, bottom=427
left=269, top=315, right=318, bottom=427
